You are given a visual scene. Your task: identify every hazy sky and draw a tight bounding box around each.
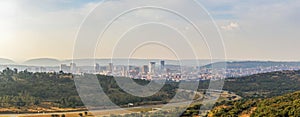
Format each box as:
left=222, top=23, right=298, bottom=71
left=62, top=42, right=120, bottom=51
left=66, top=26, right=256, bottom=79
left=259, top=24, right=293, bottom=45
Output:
left=0, top=0, right=299, bottom=62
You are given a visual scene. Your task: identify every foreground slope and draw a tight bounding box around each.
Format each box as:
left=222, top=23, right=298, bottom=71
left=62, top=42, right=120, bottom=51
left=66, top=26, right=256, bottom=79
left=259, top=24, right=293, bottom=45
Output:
left=209, top=91, right=300, bottom=117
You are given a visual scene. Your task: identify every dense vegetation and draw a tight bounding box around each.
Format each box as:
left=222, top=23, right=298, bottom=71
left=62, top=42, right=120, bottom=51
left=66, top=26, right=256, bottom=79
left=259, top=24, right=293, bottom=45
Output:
left=180, top=70, right=300, bottom=117
left=98, top=75, right=178, bottom=106
left=0, top=68, right=178, bottom=112
left=102, top=70, right=300, bottom=117
left=223, top=70, right=300, bottom=98
left=107, top=89, right=300, bottom=117
left=2, top=67, right=300, bottom=116
left=196, top=70, right=300, bottom=98
left=0, top=68, right=80, bottom=109
left=252, top=91, right=300, bottom=116
left=208, top=91, right=300, bottom=117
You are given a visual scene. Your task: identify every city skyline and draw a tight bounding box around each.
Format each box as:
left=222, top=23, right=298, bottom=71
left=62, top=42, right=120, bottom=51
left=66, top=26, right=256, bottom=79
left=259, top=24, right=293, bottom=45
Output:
left=1, top=1, right=300, bottom=116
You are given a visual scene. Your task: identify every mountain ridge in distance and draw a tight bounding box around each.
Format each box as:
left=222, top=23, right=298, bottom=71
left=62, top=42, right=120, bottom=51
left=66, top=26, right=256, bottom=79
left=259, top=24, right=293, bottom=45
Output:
left=0, top=58, right=16, bottom=65
left=202, top=61, right=300, bottom=69
left=19, top=58, right=221, bottom=66
left=2, top=57, right=300, bottom=67
left=23, top=58, right=61, bottom=66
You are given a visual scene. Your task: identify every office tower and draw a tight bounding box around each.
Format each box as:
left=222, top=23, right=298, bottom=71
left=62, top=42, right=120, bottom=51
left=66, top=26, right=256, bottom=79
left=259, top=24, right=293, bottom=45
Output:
left=100, top=66, right=107, bottom=72
left=40, top=67, right=46, bottom=72
left=60, top=64, right=70, bottom=72
left=121, top=66, right=127, bottom=76
left=95, top=63, right=100, bottom=72
left=149, top=62, right=156, bottom=74
left=160, top=60, right=165, bottom=71
left=142, top=65, right=149, bottom=74
left=108, top=63, right=114, bottom=72
left=70, top=63, right=77, bottom=73
left=129, top=66, right=135, bottom=71
left=134, top=67, right=140, bottom=73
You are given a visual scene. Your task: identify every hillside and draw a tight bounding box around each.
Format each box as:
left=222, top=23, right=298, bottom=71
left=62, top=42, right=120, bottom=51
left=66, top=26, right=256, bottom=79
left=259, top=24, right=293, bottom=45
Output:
left=0, top=58, right=15, bottom=65
left=208, top=91, right=300, bottom=117
left=0, top=68, right=178, bottom=113
left=202, top=61, right=300, bottom=69
left=223, top=70, right=300, bottom=98
left=20, top=58, right=215, bottom=66
left=2, top=68, right=300, bottom=114
left=181, top=70, right=300, bottom=117
left=23, top=58, right=61, bottom=66
left=196, top=70, right=300, bottom=99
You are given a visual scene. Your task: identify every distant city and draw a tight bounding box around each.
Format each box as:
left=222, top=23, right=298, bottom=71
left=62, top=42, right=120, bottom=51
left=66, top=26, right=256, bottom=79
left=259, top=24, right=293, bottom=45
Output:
left=1, top=59, right=300, bottom=81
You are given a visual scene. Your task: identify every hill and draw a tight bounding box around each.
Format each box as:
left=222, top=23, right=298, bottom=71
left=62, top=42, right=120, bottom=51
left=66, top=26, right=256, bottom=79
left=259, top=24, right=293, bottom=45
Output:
left=23, top=58, right=61, bottom=66
left=0, top=58, right=15, bottom=65
left=183, top=70, right=300, bottom=117
left=208, top=91, right=300, bottom=117
left=202, top=61, right=300, bottom=69
left=223, top=70, right=300, bottom=98
left=197, top=70, right=300, bottom=99
left=0, top=68, right=178, bottom=113
left=2, top=68, right=300, bottom=114
left=21, top=58, right=215, bottom=66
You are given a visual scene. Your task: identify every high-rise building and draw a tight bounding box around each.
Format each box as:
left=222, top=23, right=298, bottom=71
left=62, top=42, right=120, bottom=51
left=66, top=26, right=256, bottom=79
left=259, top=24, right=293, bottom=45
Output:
left=129, top=66, right=135, bottom=71
left=95, top=63, right=100, bottom=73
left=141, top=65, right=149, bottom=74
left=108, top=63, right=114, bottom=73
left=121, top=66, right=127, bottom=76
left=70, top=63, right=77, bottom=73
left=134, top=67, right=140, bottom=73
left=100, top=66, right=107, bottom=72
left=149, top=62, right=156, bottom=74
left=160, top=60, right=165, bottom=71
left=60, top=64, right=70, bottom=72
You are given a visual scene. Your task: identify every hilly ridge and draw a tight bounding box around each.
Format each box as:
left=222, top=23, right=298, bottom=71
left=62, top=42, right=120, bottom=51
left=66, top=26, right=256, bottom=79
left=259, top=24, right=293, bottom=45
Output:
left=0, top=58, right=15, bottom=65
left=184, top=70, right=300, bottom=117
left=223, top=70, right=300, bottom=98
left=23, top=58, right=61, bottom=66
left=202, top=61, right=300, bottom=69
left=208, top=91, right=300, bottom=117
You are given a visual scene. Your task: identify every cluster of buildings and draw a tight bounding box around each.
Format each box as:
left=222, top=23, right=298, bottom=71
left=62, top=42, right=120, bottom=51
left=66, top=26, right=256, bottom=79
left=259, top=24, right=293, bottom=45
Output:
left=2, top=61, right=300, bottom=81
left=60, top=63, right=77, bottom=73
left=54, top=62, right=300, bottom=81
left=96, top=61, right=171, bottom=81
left=55, top=60, right=185, bottom=81
left=224, top=65, right=300, bottom=78
left=57, top=61, right=300, bottom=81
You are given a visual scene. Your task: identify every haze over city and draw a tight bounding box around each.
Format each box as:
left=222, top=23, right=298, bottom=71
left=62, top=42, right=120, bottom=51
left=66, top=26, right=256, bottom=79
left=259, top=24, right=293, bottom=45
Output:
left=1, top=1, right=300, bottom=117
left=0, top=0, right=299, bottom=63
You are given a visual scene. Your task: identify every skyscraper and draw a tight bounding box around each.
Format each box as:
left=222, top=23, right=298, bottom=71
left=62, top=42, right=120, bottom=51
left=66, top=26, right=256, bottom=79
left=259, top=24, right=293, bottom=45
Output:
left=108, top=63, right=114, bottom=73
left=160, top=60, right=165, bottom=71
left=95, top=63, right=100, bottom=73
left=121, top=66, right=127, bottom=76
left=60, top=64, right=70, bottom=72
left=141, top=65, right=149, bottom=74
left=149, top=62, right=156, bottom=74
left=70, top=63, right=77, bottom=73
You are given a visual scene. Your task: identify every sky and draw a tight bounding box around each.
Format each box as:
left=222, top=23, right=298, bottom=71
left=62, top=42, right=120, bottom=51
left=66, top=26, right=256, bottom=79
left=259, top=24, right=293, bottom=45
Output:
left=0, top=0, right=299, bottom=62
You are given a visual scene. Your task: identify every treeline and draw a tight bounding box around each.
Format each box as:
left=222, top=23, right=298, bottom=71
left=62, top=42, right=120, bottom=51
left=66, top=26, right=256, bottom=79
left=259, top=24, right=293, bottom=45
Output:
left=223, top=70, right=300, bottom=98
left=252, top=91, right=300, bottom=116
left=195, top=70, right=300, bottom=99
left=208, top=91, right=300, bottom=117
left=0, top=68, right=82, bottom=108
left=3, top=67, right=300, bottom=115
left=0, top=68, right=179, bottom=110
left=96, top=74, right=179, bottom=106
left=181, top=70, right=300, bottom=117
